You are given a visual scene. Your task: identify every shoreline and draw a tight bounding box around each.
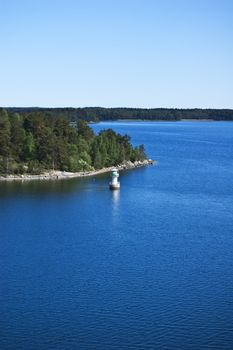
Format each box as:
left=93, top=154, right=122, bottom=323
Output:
left=0, top=159, right=155, bottom=182
left=94, top=118, right=224, bottom=123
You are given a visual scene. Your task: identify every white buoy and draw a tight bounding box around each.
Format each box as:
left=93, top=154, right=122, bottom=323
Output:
left=109, top=168, right=120, bottom=190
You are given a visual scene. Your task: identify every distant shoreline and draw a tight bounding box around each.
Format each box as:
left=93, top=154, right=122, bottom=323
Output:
left=0, top=159, right=154, bottom=182
left=5, top=107, right=233, bottom=122
left=97, top=119, right=218, bottom=122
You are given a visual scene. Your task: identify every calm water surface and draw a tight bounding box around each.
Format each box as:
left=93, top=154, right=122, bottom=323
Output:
left=1, top=121, right=233, bottom=349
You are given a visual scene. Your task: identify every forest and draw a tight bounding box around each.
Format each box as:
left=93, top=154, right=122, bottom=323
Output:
left=0, top=108, right=146, bottom=175
left=6, top=107, right=233, bottom=122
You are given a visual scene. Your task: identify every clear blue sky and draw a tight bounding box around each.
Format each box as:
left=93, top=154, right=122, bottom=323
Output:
left=0, top=0, right=232, bottom=108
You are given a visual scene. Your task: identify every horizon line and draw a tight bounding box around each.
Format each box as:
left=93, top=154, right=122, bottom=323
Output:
left=2, top=106, right=233, bottom=111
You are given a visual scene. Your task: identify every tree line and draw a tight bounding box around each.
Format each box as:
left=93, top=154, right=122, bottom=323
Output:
left=6, top=107, right=233, bottom=122
left=0, top=108, right=147, bottom=175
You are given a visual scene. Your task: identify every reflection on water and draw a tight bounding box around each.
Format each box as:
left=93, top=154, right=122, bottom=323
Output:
left=111, top=189, right=120, bottom=216
left=0, top=177, right=96, bottom=199
left=0, top=172, right=112, bottom=200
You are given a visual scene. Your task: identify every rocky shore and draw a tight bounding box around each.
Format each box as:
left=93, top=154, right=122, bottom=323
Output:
left=0, top=159, right=155, bottom=182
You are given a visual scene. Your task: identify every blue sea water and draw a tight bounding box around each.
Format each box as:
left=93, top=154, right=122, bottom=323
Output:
left=0, top=121, right=233, bottom=349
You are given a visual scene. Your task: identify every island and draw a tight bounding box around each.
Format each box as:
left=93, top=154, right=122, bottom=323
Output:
left=5, top=106, right=233, bottom=121
left=0, top=108, right=153, bottom=181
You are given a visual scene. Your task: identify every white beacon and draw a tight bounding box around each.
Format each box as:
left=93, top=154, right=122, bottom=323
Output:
left=109, top=168, right=120, bottom=190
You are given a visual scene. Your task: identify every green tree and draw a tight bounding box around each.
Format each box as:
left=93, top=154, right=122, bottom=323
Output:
left=77, top=120, right=94, bottom=140
left=22, top=132, right=35, bottom=161
left=10, top=113, right=25, bottom=160
left=0, top=109, right=11, bottom=174
left=93, top=149, right=102, bottom=169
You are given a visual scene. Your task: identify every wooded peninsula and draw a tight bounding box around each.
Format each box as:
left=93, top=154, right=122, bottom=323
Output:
left=1, top=106, right=230, bottom=177
left=0, top=108, right=147, bottom=176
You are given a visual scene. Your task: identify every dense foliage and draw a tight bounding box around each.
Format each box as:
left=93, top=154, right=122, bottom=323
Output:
left=0, top=109, right=147, bottom=175
left=6, top=107, right=233, bottom=121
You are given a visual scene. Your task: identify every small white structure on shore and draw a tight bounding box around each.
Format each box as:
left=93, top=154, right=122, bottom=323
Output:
left=109, top=168, right=120, bottom=190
